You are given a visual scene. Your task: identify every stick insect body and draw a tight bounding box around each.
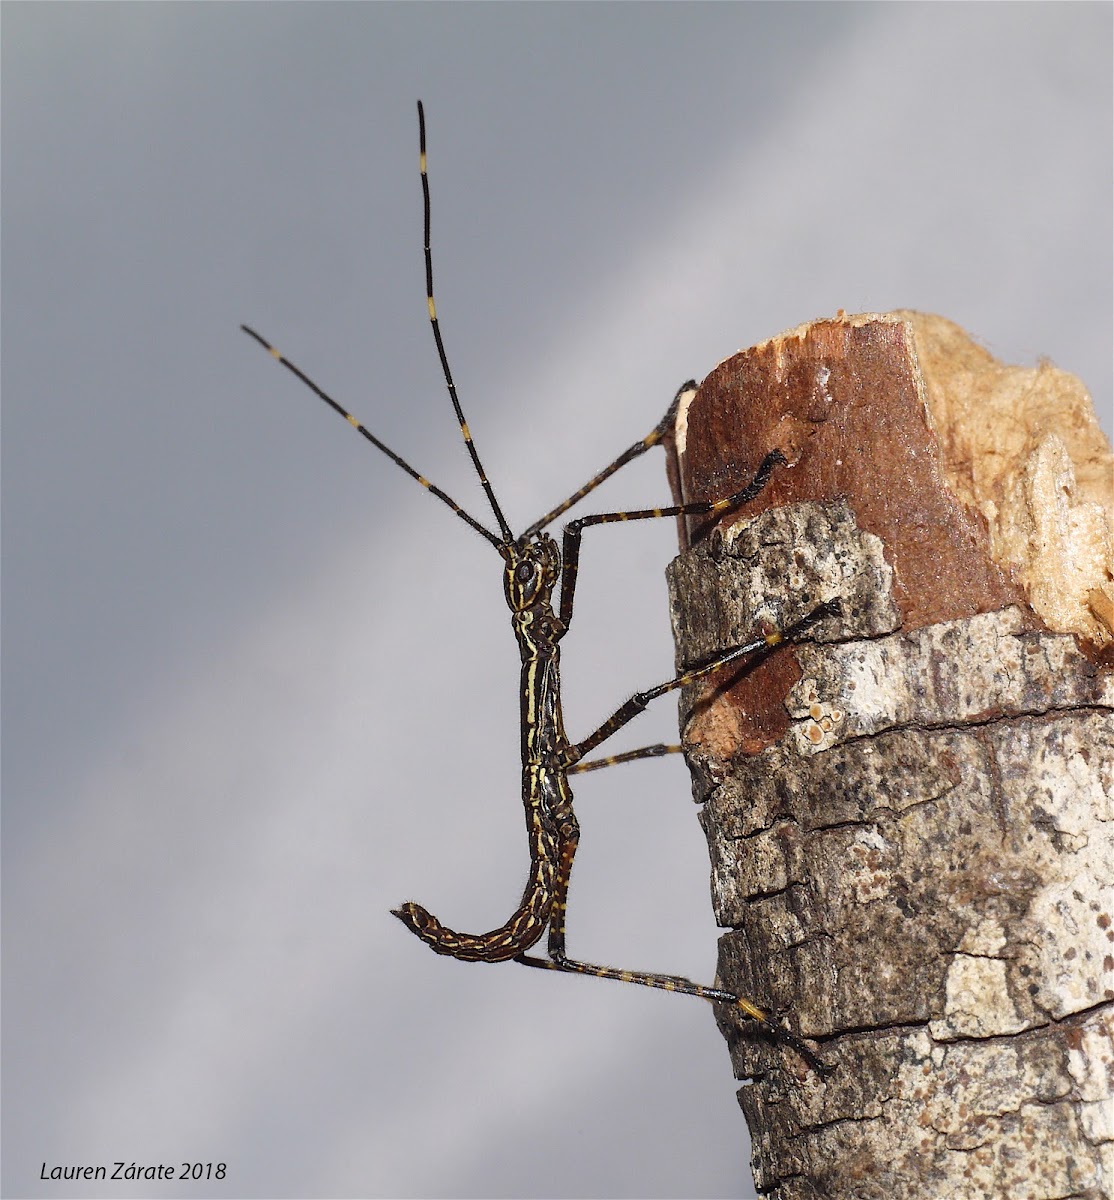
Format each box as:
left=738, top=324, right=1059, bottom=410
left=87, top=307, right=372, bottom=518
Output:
left=243, top=101, right=833, bottom=1075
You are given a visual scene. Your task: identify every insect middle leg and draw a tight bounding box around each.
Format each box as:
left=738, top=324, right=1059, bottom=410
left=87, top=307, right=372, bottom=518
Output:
left=569, top=600, right=839, bottom=764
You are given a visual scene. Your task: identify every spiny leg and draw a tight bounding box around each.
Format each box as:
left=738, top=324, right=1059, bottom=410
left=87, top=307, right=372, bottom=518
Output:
left=556, top=448, right=786, bottom=628
left=521, top=380, right=696, bottom=540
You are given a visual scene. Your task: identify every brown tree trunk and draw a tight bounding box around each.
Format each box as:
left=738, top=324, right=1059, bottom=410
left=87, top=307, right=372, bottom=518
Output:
left=664, top=312, right=1114, bottom=1199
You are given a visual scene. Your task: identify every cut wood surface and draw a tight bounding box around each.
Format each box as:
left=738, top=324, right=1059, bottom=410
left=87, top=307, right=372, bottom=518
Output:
left=664, top=312, right=1113, bottom=1200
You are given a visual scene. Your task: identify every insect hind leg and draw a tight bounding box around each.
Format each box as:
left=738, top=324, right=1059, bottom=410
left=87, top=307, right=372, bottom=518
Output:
left=514, top=952, right=830, bottom=1076
left=515, top=802, right=829, bottom=1076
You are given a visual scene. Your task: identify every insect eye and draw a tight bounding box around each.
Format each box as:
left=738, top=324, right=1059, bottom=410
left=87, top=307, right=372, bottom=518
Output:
left=516, top=562, right=536, bottom=583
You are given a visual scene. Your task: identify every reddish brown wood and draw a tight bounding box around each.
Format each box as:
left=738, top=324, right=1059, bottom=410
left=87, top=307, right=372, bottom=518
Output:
left=671, top=314, right=1028, bottom=624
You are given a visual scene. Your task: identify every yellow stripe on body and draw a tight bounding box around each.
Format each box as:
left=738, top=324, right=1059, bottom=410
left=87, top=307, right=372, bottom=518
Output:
left=524, top=659, right=537, bottom=725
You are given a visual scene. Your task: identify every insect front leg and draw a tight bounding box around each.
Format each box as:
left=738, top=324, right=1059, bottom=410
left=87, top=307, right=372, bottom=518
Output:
left=520, top=380, right=697, bottom=541
left=555, top=447, right=787, bottom=629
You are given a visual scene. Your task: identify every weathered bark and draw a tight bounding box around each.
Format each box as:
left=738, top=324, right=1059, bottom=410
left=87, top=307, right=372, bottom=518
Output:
left=664, top=312, right=1114, bottom=1199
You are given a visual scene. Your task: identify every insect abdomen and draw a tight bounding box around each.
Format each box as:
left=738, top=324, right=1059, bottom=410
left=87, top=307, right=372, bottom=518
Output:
left=391, top=894, right=549, bottom=963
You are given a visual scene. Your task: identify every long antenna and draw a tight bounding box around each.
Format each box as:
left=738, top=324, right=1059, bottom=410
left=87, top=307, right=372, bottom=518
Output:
left=240, top=324, right=504, bottom=550
left=240, top=101, right=521, bottom=552
left=418, top=100, right=514, bottom=546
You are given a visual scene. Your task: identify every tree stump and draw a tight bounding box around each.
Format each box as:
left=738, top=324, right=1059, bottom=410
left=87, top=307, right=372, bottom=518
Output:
left=664, top=312, right=1114, bottom=1199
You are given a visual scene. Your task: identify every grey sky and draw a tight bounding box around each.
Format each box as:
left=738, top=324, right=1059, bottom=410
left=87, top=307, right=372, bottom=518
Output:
left=4, top=4, right=1111, bottom=1199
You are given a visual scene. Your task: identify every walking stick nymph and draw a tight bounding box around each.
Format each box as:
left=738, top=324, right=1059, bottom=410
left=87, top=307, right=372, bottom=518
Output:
left=243, top=102, right=834, bottom=1076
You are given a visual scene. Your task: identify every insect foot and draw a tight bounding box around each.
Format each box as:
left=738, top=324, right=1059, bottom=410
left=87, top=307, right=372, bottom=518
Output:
left=733, top=996, right=832, bottom=1078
